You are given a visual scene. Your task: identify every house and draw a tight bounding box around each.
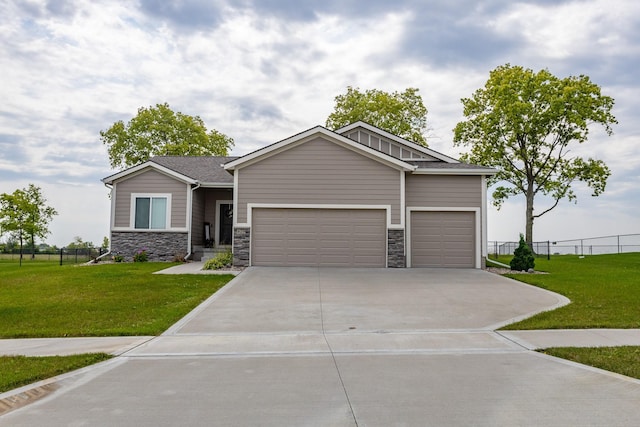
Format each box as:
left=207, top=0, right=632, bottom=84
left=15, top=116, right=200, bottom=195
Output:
left=102, top=122, right=497, bottom=268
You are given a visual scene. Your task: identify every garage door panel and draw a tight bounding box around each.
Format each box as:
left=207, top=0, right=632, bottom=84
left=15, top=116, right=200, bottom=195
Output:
left=252, top=208, right=386, bottom=267
left=411, top=211, right=475, bottom=268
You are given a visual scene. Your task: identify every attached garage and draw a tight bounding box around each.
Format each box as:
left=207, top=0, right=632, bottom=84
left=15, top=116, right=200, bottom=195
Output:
left=409, top=210, right=477, bottom=268
left=251, top=208, right=386, bottom=267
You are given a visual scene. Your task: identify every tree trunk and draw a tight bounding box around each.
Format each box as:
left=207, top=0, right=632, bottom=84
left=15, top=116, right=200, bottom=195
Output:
left=30, top=233, right=35, bottom=260
left=525, top=184, right=535, bottom=247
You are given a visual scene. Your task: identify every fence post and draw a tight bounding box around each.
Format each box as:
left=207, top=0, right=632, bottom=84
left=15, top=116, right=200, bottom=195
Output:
left=60, top=247, right=63, bottom=266
left=618, top=235, right=620, bottom=254
left=547, top=241, right=550, bottom=260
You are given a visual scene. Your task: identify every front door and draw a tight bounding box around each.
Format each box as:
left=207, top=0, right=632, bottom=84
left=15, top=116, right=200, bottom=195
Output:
left=218, top=202, right=233, bottom=246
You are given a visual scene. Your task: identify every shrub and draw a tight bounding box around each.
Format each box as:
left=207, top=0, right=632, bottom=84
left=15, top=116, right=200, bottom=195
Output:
left=173, top=252, right=187, bottom=263
left=133, top=249, right=148, bottom=263
left=203, top=250, right=233, bottom=270
left=113, top=254, right=124, bottom=263
left=510, top=234, right=535, bottom=271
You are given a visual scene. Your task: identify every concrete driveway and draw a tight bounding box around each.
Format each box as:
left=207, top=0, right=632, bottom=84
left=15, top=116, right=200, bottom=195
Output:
left=2, top=267, right=640, bottom=426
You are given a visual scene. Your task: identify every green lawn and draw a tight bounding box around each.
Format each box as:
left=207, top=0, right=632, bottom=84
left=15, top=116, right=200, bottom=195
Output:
left=497, top=253, right=640, bottom=330
left=543, top=346, right=640, bottom=380
left=492, top=253, right=640, bottom=380
left=0, top=353, right=112, bottom=393
left=0, top=261, right=233, bottom=338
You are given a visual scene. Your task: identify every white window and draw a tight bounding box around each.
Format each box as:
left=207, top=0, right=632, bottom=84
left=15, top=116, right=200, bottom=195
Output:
left=131, top=194, right=171, bottom=230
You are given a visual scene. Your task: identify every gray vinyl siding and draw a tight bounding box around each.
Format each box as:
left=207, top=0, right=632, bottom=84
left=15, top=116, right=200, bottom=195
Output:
left=191, top=188, right=205, bottom=245
left=345, top=128, right=438, bottom=161
left=236, top=137, right=401, bottom=224
left=113, top=169, right=189, bottom=228
left=405, top=175, right=482, bottom=207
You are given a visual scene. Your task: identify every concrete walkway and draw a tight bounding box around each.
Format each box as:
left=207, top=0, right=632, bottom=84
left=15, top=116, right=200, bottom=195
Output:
left=1, top=267, right=639, bottom=426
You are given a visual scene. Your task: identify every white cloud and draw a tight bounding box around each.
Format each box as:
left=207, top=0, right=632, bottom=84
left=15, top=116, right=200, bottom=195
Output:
left=488, top=0, right=640, bottom=59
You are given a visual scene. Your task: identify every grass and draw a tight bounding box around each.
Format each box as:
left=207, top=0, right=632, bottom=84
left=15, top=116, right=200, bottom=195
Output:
left=492, top=253, right=640, bottom=380
left=0, top=353, right=112, bottom=393
left=542, top=346, right=640, bottom=380
left=496, top=253, right=640, bottom=330
left=0, top=261, right=234, bottom=338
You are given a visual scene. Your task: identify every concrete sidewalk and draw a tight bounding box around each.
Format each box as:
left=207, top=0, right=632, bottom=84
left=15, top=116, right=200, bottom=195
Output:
left=152, top=261, right=242, bottom=275
left=0, top=337, right=154, bottom=357
left=500, top=329, right=640, bottom=350
left=2, top=330, right=638, bottom=357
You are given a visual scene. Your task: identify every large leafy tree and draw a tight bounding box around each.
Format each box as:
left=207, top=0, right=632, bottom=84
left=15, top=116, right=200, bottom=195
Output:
left=101, top=103, right=234, bottom=169
left=326, top=86, right=429, bottom=146
left=0, top=184, right=58, bottom=262
left=453, top=64, right=617, bottom=244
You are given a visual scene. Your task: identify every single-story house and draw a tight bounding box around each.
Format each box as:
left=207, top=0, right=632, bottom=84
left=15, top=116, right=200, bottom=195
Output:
left=102, top=121, right=497, bottom=268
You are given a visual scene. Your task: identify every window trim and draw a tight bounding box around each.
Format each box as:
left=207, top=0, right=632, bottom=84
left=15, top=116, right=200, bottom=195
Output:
left=130, top=193, right=172, bottom=230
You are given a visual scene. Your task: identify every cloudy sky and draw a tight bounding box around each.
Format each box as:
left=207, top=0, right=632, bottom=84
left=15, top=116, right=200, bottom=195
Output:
left=1, top=0, right=638, bottom=247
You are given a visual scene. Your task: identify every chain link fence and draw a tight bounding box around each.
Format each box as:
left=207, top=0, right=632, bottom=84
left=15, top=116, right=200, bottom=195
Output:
left=488, top=234, right=640, bottom=258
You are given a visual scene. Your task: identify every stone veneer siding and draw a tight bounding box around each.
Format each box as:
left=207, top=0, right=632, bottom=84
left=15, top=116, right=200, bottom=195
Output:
left=111, top=231, right=188, bottom=262
left=387, top=229, right=405, bottom=268
left=233, top=227, right=250, bottom=266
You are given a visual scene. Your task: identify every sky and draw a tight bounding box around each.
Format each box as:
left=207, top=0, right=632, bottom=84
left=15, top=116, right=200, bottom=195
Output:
left=1, top=0, right=638, bottom=247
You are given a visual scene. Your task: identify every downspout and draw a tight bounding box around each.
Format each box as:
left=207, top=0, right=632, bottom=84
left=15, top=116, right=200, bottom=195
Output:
left=185, top=182, right=201, bottom=260
left=99, top=182, right=114, bottom=259
left=486, top=257, right=510, bottom=269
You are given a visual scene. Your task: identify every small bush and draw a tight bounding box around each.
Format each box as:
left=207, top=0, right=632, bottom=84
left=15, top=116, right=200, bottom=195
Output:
left=133, top=249, right=148, bottom=263
left=510, top=234, right=535, bottom=271
left=113, top=254, right=124, bottom=263
left=203, top=250, right=233, bottom=270
left=173, top=252, right=187, bottom=263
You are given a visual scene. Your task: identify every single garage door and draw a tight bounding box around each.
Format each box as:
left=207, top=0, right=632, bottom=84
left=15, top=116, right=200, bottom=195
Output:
left=252, top=208, right=386, bottom=267
left=411, top=211, right=475, bottom=268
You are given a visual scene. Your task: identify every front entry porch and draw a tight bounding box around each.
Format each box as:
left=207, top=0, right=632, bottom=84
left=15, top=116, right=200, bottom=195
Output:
left=191, top=187, right=233, bottom=261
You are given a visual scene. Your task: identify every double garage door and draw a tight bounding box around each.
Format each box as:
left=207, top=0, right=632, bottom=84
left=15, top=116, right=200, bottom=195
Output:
left=410, top=211, right=475, bottom=268
left=250, top=208, right=476, bottom=268
left=251, top=208, right=386, bottom=267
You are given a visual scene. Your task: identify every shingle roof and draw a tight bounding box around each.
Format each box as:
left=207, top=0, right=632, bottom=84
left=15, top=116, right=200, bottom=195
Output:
left=150, top=156, right=238, bottom=184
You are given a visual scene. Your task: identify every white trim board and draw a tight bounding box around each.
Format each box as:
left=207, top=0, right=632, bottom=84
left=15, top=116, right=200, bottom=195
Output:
left=405, top=207, right=482, bottom=269
left=224, top=126, right=416, bottom=172
left=103, top=161, right=197, bottom=185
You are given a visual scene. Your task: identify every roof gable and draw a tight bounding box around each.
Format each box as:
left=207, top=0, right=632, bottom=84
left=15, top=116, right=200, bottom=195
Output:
left=102, top=156, right=237, bottom=186
left=101, top=161, right=197, bottom=185
left=335, top=121, right=460, bottom=163
left=224, top=126, right=416, bottom=172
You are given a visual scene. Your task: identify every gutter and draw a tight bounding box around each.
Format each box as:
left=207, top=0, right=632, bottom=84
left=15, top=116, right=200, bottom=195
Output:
left=185, top=182, right=201, bottom=260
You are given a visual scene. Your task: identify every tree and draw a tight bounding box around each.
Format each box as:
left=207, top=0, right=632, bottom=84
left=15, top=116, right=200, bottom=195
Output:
left=100, top=103, right=235, bottom=169
left=453, top=64, right=616, bottom=244
left=66, top=236, right=93, bottom=249
left=326, top=86, right=429, bottom=146
left=510, top=234, right=535, bottom=271
left=0, top=184, right=58, bottom=262
left=102, top=236, right=109, bottom=249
